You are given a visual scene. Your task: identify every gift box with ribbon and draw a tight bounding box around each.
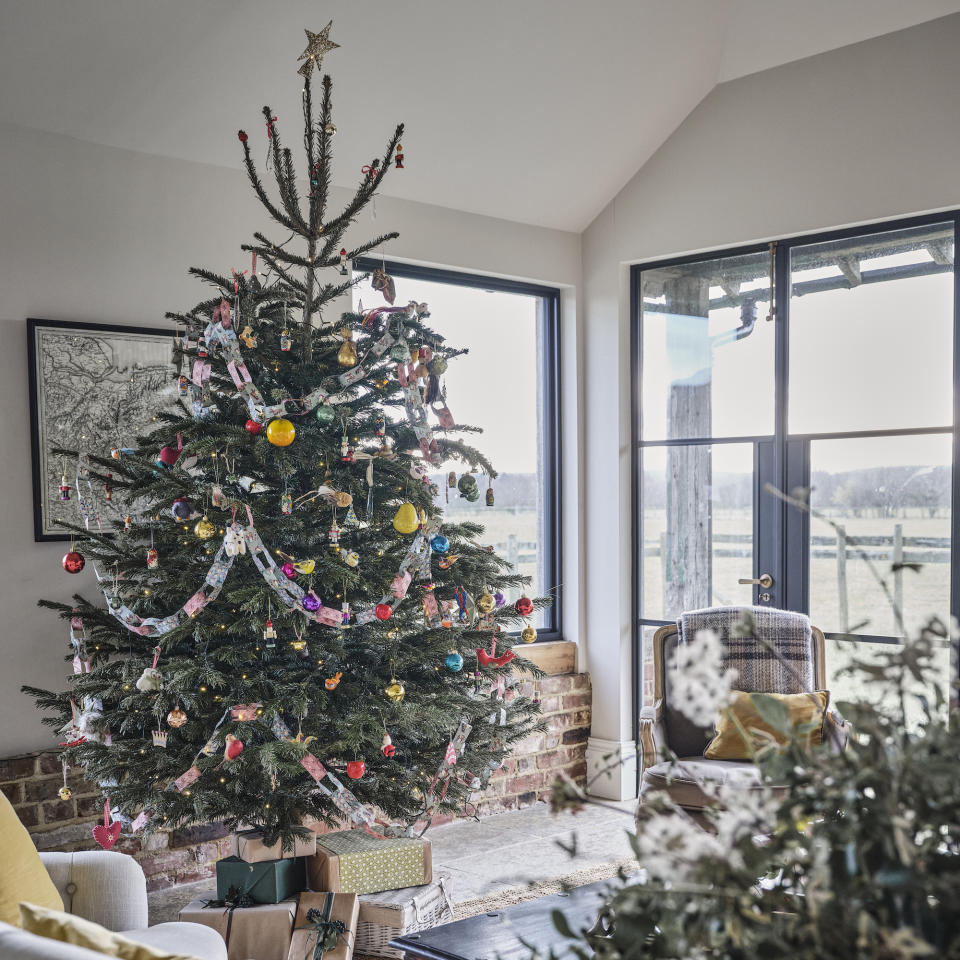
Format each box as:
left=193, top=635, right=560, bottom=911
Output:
left=287, top=891, right=359, bottom=960
left=236, top=828, right=318, bottom=863
left=306, top=829, right=432, bottom=896
left=216, top=854, right=307, bottom=904
left=178, top=897, right=297, bottom=960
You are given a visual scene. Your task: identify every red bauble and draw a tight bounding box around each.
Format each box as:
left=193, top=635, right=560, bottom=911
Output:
left=238, top=130, right=248, bottom=142
left=375, top=603, right=393, bottom=621
left=224, top=735, right=244, bottom=760
left=245, top=419, right=262, bottom=435
left=514, top=596, right=534, bottom=617
left=62, top=551, right=85, bottom=574
left=346, top=760, right=366, bottom=779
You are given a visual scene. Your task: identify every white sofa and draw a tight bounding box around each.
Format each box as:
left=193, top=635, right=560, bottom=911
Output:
left=0, top=851, right=226, bottom=960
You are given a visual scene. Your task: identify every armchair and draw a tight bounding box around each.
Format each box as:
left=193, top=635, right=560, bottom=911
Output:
left=0, top=851, right=226, bottom=960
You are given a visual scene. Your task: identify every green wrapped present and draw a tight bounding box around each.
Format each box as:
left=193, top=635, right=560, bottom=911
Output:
left=216, top=854, right=306, bottom=904
left=306, top=829, right=432, bottom=896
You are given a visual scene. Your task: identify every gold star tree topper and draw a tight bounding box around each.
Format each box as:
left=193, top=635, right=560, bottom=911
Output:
left=297, top=21, right=340, bottom=79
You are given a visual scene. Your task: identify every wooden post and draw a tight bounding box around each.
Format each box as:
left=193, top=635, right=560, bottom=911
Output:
left=893, top=523, right=904, bottom=635
left=663, top=275, right=712, bottom=618
left=836, top=525, right=849, bottom=634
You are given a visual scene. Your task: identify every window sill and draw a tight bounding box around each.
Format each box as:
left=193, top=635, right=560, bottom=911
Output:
left=510, top=639, right=577, bottom=675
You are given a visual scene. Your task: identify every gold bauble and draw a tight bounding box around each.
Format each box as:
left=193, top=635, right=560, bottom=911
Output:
left=337, top=327, right=358, bottom=367
left=392, top=502, right=418, bottom=534
left=385, top=680, right=406, bottom=703
left=167, top=708, right=188, bottom=728
left=194, top=516, right=216, bottom=540
left=266, top=418, right=296, bottom=447
left=58, top=786, right=72, bottom=800
left=521, top=625, right=537, bottom=644
left=333, top=491, right=353, bottom=508
left=477, top=592, right=496, bottom=615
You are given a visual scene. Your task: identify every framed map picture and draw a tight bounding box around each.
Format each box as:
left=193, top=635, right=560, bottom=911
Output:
left=27, top=318, right=179, bottom=541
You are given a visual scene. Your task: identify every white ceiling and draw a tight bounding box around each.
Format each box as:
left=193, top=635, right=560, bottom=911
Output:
left=1, top=0, right=959, bottom=231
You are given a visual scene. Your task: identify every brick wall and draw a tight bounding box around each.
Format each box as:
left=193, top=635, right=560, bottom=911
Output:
left=3, top=671, right=590, bottom=891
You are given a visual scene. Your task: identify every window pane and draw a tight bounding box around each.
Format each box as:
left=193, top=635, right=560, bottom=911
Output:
left=352, top=273, right=552, bottom=628
left=808, top=433, right=952, bottom=637
left=789, top=223, right=954, bottom=434
left=640, top=252, right=774, bottom=441
left=641, top=443, right=755, bottom=620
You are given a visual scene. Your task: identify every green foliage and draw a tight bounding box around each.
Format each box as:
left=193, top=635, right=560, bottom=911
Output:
left=24, top=69, right=544, bottom=845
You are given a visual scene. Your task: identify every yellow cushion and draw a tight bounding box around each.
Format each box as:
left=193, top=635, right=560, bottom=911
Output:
left=0, top=790, right=63, bottom=926
left=705, top=690, right=830, bottom=760
left=19, top=902, right=200, bottom=960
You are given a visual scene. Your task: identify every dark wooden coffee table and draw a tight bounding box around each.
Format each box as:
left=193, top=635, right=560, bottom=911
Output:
left=389, top=878, right=612, bottom=959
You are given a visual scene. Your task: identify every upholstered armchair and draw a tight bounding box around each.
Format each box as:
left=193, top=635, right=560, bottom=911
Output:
left=638, top=614, right=842, bottom=818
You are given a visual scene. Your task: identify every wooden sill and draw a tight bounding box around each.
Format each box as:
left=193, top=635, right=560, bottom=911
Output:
left=510, top=640, right=577, bottom=676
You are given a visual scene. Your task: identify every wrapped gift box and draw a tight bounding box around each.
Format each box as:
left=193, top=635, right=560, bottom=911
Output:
left=178, top=897, right=296, bottom=960
left=236, top=828, right=318, bottom=863
left=306, top=829, right=432, bottom=896
left=287, top=891, right=359, bottom=960
left=216, top=854, right=306, bottom=904
left=355, top=876, right=454, bottom=959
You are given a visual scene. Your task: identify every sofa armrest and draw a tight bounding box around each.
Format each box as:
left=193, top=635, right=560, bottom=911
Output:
left=638, top=700, right=664, bottom=772
left=40, top=852, right=148, bottom=932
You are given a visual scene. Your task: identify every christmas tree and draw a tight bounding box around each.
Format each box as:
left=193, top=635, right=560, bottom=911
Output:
left=25, top=24, right=545, bottom=847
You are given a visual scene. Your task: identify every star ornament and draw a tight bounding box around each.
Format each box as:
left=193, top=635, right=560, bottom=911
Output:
left=297, top=21, right=340, bottom=79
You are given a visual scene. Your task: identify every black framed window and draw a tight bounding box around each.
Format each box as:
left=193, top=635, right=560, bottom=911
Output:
left=631, top=212, right=959, bottom=718
left=354, top=259, right=562, bottom=641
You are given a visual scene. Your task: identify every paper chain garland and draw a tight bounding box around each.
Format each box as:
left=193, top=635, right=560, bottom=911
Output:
left=96, top=504, right=448, bottom=638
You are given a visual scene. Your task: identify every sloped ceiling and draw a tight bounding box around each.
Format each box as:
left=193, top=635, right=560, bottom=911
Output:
left=1, top=0, right=959, bottom=231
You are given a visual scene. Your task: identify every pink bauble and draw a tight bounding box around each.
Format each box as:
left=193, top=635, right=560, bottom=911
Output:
left=281, top=562, right=296, bottom=579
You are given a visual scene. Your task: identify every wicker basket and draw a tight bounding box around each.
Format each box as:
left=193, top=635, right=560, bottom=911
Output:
left=354, top=876, right=454, bottom=958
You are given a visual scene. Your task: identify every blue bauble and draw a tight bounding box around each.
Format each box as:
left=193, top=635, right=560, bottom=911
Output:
left=445, top=652, right=464, bottom=672
left=430, top=534, right=450, bottom=554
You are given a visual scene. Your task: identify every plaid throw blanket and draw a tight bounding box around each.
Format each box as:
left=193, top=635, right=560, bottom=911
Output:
left=677, top=606, right=814, bottom=693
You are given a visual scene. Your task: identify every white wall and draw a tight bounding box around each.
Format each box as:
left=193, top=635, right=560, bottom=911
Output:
left=581, top=13, right=960, bottom=755
left=0, top=121, right=581, bottom=755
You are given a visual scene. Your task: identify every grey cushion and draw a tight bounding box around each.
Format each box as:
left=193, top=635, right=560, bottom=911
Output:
left=121, top=922, right=227, bottom=960
left=640, top=758, right=781, bottom=810
left=661, top=632, right=715, bottom=757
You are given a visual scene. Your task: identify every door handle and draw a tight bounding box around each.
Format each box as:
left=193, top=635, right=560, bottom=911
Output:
left=738, top=573, right=774, bottom=589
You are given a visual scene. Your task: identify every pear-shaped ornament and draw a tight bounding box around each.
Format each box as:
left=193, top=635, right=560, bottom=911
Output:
left=392, top=502, right=419, bottom=534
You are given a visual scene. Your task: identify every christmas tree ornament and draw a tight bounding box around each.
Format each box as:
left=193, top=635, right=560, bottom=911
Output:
left=385, top=679, right=406, bottom=702
left=136, top=648, right=163, bottom=692
left=477, top=592, right=496, bottom=615
left=92, top=800, right=121, bottom=851
left=381, top=733, right=396, bottom=757
left=178, top=374, right=189, bottom=396
left=339, top=248, right=349, bottom=275
left=393, top=502, right=418, bottom=534
left=279, top=329, right=292, bottom=352
left=166, top=708, right=187, bottom=728
left=280, top=491, right=293, bottom=515
left=375, top=603, right=393, bottom=621
left=429, top=533, right=450, bottom=554
left=194, top=515, right=216, bottom=539
left=324, top=121, right=337, bottom=136
left=58, top=467, right=71, bottom=501
left=58, top=785, right=72, bottom=800
left=245, top=419, right=262, bottom=435
left=447, top=471, right=457, bottom=488
left=514, top=595, right=534, bottom=617
left=224, top=735, right=244, bottom=760
left=239, top=324, right=257, bottom=348
left=62, top=550, right=85, bottom=574
left=263, top=618, right=276, bottom=647
left=266, top=418, right=296, bottom=447
left=171, top=498, right=195, bottom=520
left=315, top=403, right=335, bottom=424
left=325, top=672, right=343, bottom=690
left=340, top=549, right=359, bottom=567
left=152, top=728, right=168, bottom=747
left=294, top=558, right=316, bottom=574
left=372, top=268, right=396, bottom=304
left=297, top=20, right=340, bottom=79
left=347, top=760, right=366, bottom=779
left=521, top=624, right=537, bottom=643
left=290, top=627, right=308, bottom=652
left=155, top=435, right=184, bottom=470
left=458, top=474, right=479, bottom=501
left=445, top=651, right=464, bottom=672
left=438, top=554, right=459, bottom=570
left=104, top=474, right=113, bottom=501
left=390, top=341, right=410, bottom=362
left=328, top=518, right=341, bottom=547
left=281, top=562, right=296, bottom=579
left=395, top=143, right=404, bottom=169
left=123, top=514, right=133, bottom=532
left=302, top=592, right=321, bottom=613
left=494, top=590, right=505, bottom=607
left=224, top=523, right=246, bottom=556
left=428, top=355, right=447, bottom=376
left=337, top=325, right=358, bottom=367
left=486, top=484, right=495, bottom=507
left=237, top=129, right=248, bottom=142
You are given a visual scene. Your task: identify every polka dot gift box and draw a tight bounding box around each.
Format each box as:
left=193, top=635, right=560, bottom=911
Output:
left=307, top=829, right=433, bottom=896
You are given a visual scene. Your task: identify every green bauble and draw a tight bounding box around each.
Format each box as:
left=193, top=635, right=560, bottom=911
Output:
left=315, top=405, right=336, bottom=424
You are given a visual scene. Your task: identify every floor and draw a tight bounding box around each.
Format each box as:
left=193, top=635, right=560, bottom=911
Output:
left=148, top=798, right=636, bottom=924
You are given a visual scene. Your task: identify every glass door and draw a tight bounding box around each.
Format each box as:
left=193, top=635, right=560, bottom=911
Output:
left=634, top=215, right=958, bottom=715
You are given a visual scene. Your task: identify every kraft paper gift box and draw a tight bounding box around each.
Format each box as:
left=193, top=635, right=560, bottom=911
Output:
left=306, top=829, right=432, bottom=896
left=216, top=854, right=307, bottom=904
left=236, top=828, right=318, bottom=863
left=178, top=897, right=297, bottom=960
left=287, top=891, right=359, bottom=960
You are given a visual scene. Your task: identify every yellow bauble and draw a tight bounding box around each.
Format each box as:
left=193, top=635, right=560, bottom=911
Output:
left=385, top=680, right=406, bottom=702
left=476, top=592, right=496, bottom=615
left=393, top=502, right=419, bottom=534
left=194, top=515, right=216, bottom=539
left=266, top=418, right=296, bottom=447
left=521, top=625, right=537, bottom=644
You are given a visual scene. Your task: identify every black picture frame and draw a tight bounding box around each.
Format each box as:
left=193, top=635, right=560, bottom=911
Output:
left=27, top=317, right=178, bottom=542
